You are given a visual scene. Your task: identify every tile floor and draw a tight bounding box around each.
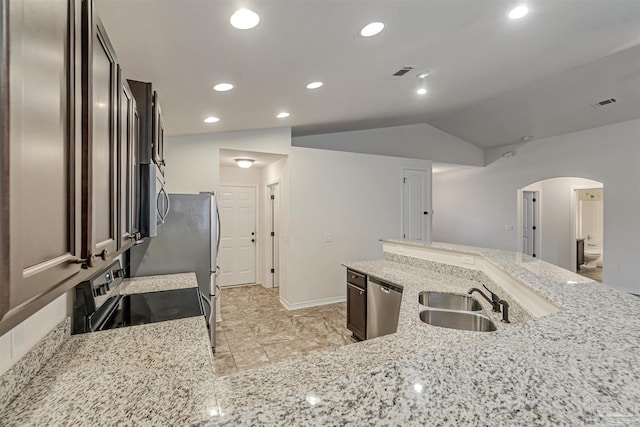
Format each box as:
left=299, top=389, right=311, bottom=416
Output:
left=212, top=285, right=357, bottom=376
left=577, top=266, right=603, bottom=282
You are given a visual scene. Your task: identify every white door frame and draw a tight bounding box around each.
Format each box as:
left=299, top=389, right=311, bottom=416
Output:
left=265, top=180, right=280, bottom=288
left=570, top=184, right=604, bottom=273
left=218, top=184, right=258, bottom=286
left=401, top=167, right=432, bottom=242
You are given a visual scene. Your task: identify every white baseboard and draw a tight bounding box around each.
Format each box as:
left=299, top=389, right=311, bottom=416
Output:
left=279, top=295, right=346, bottom=310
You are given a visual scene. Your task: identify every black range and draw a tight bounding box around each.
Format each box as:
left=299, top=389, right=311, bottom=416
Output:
left=73, top=260, right=204, bottom=334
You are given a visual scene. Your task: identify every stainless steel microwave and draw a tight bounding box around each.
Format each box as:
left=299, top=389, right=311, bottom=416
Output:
left=140, top=163, right=169, bottom=238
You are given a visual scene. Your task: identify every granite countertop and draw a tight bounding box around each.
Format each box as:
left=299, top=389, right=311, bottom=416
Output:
left=0, top=273, right=218, bottom=427
left=200, top=241, right=640, bottom=426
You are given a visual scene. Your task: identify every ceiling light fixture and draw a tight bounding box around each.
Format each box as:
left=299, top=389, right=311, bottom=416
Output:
left=508, top=4, right=529, bottom=19
left=204, top=116, right=220, bottom=123
left=235, top=158, right=254, bottom=169
left=306, top=81, right=323, bottom=90
left=276, top=112, right=290, bottom=119
left=360, top=22, right=384, bottom=37
left=416, top=72, right=429, bottom=95
left=230, top=8, right=260, bottom=29
left=213, top=83, right=234, bottom=92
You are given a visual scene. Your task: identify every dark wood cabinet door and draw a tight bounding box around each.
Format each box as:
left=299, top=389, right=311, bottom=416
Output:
left=0, top=0, right=82, bottom=319
left=82, top=3, right=118, bottom=266
left=347, top=283, right=367, bottom=340
left=118, top=73, right=139, bottom=249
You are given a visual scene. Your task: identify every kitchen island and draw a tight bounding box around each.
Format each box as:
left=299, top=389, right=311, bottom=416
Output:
left=0, top=273, right=218, bottom=426
left=1, top=242, right=638, bottom=426
left=203, top=240, right=640, bottom=426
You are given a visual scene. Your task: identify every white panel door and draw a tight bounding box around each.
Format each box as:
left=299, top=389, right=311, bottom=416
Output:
left=218, top=186, right=257, bottom=286
left=522, top=191, right=538, bottom=257
left=402, top=169, right=431, bottom=242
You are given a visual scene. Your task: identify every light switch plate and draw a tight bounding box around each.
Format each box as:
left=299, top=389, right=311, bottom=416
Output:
left=324, top=233, right=333, bottom=242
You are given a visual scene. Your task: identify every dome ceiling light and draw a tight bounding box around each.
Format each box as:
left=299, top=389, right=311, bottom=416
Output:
left=235, top=158, right=255, bottom=168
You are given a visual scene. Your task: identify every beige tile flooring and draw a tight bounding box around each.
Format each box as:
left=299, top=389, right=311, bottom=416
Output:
left=213, top=285, right=356, bottom=376
left=577, top=266, right=603, bottom=282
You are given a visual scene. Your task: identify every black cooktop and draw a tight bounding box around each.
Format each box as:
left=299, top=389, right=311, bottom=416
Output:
left=100, top=287, right=204, bottom=330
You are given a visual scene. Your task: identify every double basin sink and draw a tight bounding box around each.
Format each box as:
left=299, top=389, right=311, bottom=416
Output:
left=419, top=292, right=497, bottom=332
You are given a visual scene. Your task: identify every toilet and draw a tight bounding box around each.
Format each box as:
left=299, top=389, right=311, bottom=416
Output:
left=582, top=246, right=602, bottom=270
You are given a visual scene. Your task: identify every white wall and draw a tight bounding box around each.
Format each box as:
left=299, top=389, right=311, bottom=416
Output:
left=165, top=127, right=291, bottom=194
left=522, top=177, right=602, bottom=271
left=432, top=119, right=640, bottom=294
left=0, top=294, right=67, bottom=375
left=293, top=123, right=484, bottom=167
left=284, top=146, right=431, bottom=307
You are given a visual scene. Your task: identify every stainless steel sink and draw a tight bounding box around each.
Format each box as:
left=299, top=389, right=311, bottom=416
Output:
left=418, top=291, right=483, bottom=311
left=419, top=310, right=497, bottom=332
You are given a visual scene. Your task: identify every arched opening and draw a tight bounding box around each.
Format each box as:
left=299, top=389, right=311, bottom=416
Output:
left=516, top=177, right=604, bottom=282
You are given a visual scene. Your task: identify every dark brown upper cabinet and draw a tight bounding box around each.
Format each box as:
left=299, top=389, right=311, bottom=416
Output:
left=118, top=73, right=140, bottom=249
left=0, top=0, right=83, bottom=321
left=81, top=1, right=118, bottom=268
left=128, top=80, right=164, bottom=171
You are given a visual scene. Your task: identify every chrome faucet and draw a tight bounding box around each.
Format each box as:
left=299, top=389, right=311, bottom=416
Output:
left=468, top=285, right=511, bottom=323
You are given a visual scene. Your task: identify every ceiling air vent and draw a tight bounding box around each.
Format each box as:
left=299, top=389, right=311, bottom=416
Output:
left=591, top=98, right=617, bottom=108
left=392, top=66, right=415, bottom=77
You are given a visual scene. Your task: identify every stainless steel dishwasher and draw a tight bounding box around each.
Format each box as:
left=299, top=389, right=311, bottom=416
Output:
left=367, top=277, right=403, bottom=339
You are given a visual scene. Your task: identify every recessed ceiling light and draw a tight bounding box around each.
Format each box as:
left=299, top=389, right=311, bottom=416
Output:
left=508, top=5, right=529, bottom=19
left=213, top=83, right=234, bottom=92
left=360, top=22, right=384, bottom=37
left=230, top=8, right=260, bottom=29
left=306, top=81, right=323, bottom=90
left=521, top=136, right=533, bottom=142
left=416, top=88, right=427, bottom=95
left=204, top=116, right=219, bottom=123
left=277, top=112, right=290, bottom=119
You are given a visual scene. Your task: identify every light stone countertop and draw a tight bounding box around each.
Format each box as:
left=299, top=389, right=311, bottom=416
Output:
left=199, top=241, right=640, bottom=426
left=0, top=273, right=218, bottom=427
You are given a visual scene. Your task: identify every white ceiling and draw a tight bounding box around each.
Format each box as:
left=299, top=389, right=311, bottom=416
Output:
left=96, top=0, right=640, bottom=149
left=219, top=149, right=286, bottom=169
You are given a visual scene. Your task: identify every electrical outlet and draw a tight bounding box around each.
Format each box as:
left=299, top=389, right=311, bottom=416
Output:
left=506, top=225, right=514, bottom=231
left=462, top=256, right=475, bottom=265
left=324, top=233, right=333, bottom=243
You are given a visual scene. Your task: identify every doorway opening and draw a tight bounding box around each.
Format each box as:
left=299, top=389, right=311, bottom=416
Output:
left=517, top=177, right=604, bottom=279
left=573, top=187, right=604, bottom=282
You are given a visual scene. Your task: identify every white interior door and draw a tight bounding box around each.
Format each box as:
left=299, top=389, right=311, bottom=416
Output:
left=402, top=169, right=431, bottom=242
left=522, top=191, right=538, bottom=257
left=218, top=186, right=256, bottom=286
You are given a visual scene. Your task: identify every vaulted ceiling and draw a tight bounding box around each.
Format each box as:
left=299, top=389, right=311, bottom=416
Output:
left=96, top=0, right=640, bottom=148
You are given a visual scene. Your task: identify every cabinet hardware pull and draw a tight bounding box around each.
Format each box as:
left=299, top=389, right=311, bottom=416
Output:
left=74, top=254, right=96, bottom=268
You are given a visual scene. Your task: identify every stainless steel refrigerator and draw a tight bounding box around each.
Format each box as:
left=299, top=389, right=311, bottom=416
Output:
left=127, top=192, right=221, bottom=351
